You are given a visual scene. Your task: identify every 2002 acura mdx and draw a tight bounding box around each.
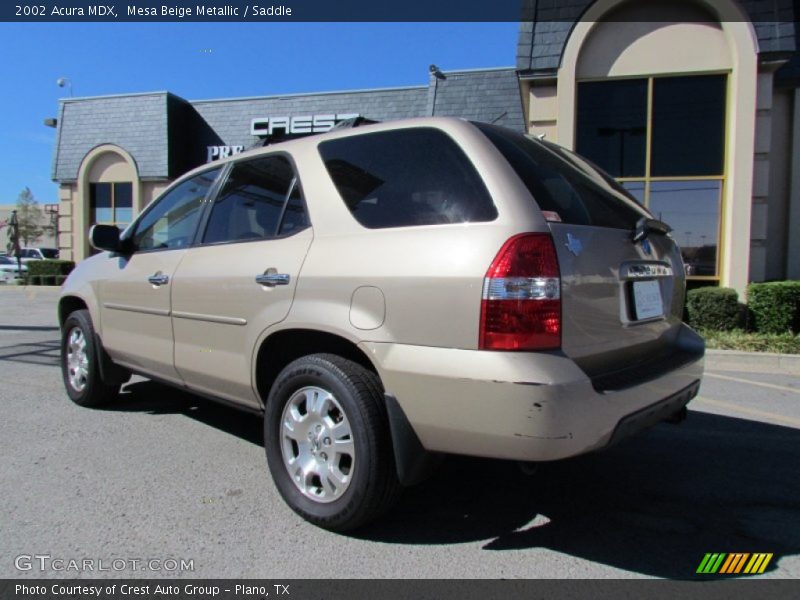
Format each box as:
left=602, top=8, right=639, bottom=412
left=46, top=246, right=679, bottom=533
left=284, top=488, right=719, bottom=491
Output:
left=59, top=117, right=704, bottom=531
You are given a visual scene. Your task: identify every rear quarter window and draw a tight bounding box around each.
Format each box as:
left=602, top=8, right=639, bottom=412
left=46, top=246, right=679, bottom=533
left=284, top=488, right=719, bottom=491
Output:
left=318, top=127, right=497, bottom=229
left=475, top=123, right=647, bottom=229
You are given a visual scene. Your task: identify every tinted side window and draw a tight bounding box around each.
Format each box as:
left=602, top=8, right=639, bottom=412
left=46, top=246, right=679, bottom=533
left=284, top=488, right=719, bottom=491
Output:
left=476, top=123, right=646, bottom=229
left=319, top=128, right=497, bottom=229
left=134, top=168, right=220, bottom=251
left=279, top=182, right=309, bottom=235
left=202, top=155, right=304, bottom=244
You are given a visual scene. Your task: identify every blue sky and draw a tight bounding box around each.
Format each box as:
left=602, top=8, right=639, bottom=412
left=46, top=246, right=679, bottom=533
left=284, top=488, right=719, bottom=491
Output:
left=0, top=22, right=518, bottom=206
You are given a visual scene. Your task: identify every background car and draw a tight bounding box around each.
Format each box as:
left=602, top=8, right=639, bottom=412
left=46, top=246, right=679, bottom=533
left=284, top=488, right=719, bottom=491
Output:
left=19, top=247, right=59, bottom=262
left=0, top=255, right=27, bottom=283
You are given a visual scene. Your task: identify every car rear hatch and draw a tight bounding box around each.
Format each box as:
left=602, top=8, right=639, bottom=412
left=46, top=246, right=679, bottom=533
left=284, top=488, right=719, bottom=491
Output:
left=475, top=123, right=701, bottom=390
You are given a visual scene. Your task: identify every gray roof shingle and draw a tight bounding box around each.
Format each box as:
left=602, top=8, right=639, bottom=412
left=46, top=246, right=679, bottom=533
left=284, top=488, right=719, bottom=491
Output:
left=429, top=68, right=525, bottom=132
left=52, top=93, right=170, bottom=181
left=52, top=68, right=526, bottom=182
left=52, top=87, right=430, bottom=181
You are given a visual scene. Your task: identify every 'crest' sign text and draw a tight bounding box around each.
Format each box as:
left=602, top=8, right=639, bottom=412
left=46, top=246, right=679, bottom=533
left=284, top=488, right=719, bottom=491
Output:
left=250, top=113, right=360, bottom=137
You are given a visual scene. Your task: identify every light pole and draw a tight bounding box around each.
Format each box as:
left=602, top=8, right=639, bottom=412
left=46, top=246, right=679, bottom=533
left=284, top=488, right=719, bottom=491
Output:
left=44, top=203, right=59, bottom=251
left=57, top=77, right=73, bottom=97
left=8, top=210, right=21, bottom=276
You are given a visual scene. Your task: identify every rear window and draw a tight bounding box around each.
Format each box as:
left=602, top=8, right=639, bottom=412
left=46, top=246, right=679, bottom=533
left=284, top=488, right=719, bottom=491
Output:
left=318, top=127, right=497, bottom=229
left=475, top=123, right=647, bottom=229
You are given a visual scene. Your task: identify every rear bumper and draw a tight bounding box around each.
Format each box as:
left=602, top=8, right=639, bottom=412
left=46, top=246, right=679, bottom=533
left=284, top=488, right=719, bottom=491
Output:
left=605, top=380, right=698, bottom=447
left=361, top=324, right=704, bottom=462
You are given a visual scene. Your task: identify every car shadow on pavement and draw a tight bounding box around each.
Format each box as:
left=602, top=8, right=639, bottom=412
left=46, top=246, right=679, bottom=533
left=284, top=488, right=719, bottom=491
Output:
left=0, top=339, right=60, bottom=366
left=105, top=380, right=264, bottom=447
left=358, top=411, right=800, bottom=580
left=99, top=380, right=800, bottom=580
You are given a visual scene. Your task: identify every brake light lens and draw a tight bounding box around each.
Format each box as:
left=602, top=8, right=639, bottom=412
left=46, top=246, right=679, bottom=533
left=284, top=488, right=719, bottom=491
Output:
left=479, top=233, right=561, bottom=350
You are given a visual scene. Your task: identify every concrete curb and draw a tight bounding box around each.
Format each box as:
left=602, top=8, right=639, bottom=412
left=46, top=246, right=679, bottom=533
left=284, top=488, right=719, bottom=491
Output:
left=706, top=349, right=800, bottom=375
left=0, top=285, right=62, bottom=292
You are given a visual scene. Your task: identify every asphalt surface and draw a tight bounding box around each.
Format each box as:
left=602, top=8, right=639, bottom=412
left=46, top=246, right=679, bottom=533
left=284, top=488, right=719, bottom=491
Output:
left=1, top=286, right=799, bottom=580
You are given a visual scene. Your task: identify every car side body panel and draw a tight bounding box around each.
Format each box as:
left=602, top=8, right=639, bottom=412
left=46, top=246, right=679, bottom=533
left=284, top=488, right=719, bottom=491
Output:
left=171, top=228, right=314, bottom=408
left=96, top=249, right=187, bottom=383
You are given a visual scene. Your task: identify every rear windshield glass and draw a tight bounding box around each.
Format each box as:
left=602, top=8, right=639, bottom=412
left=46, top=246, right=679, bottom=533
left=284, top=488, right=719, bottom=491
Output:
left=318, top=127, right=497, bottom=229
left=474, top=123, right=648, bottom=229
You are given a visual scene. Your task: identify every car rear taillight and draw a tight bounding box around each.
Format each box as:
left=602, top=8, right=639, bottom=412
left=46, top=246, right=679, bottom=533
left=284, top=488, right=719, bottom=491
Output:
left=479, top=233, right=561, bottom=351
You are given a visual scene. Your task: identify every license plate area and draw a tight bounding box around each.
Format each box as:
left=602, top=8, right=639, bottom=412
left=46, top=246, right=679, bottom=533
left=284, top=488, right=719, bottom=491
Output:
left=631, top=279, right=664, bottom=321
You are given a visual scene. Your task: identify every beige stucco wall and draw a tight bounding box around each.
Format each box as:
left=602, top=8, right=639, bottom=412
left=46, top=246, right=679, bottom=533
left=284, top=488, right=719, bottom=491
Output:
left=748, top=70, right=773, bottom=283
left=789, top=88, right=800, bottom=280
left=575, top=19, right=732, bottom=80
left=57, top=184, right=75, bottom=261
left=527, top=81, right=558, bottom=141
left=141, top=181, right=170, bottom=208
left=761, top=87, right=793, bottom=281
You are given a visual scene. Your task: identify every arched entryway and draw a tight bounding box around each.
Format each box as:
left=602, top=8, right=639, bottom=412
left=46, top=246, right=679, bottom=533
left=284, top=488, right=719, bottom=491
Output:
left=76, top=145, right=140, bottom=260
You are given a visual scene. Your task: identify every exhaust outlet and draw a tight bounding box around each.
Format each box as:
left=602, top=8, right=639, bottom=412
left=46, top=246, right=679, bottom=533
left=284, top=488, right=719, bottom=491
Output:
left=664, top=406, right=688, bottom=424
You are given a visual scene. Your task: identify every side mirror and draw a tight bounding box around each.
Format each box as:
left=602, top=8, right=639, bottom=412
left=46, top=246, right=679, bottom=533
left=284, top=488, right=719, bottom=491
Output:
left=89, top=224, right=123, bottom=253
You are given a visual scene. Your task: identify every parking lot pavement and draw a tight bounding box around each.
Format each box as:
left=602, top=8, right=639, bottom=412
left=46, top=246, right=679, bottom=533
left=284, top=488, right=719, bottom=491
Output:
left=1, top=287, right=799, bottom=579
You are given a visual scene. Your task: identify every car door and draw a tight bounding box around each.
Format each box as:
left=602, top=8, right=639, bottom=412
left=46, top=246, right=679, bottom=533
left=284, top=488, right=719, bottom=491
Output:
left=171, top=154, right=312, bottom=408
left=98, top=167, right=222, bottom=383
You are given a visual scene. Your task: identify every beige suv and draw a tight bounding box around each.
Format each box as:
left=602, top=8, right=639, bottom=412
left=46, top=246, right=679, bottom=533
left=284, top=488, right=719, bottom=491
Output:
left=59, top=117, right=704, bottom=531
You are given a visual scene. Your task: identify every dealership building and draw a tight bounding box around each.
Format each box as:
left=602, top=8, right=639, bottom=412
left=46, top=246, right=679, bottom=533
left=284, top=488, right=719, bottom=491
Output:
left=50, top=0, right=799, bottom=295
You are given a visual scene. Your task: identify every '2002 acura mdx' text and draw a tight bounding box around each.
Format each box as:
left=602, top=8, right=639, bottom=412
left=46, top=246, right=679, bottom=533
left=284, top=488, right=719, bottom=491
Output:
left=59, top=117, right=704, bottom=531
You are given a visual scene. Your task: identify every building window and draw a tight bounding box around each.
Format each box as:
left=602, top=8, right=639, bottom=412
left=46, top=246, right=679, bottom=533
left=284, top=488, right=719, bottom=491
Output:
left=90, top=182, right=133, bottom=228
left=577, top=74, right=727, bottom=280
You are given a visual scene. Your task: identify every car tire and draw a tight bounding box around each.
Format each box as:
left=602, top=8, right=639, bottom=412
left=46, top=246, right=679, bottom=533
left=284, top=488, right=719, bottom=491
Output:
left=265, top=353, right=400, bottom=532
left=61, top=309, right=120, bottom=407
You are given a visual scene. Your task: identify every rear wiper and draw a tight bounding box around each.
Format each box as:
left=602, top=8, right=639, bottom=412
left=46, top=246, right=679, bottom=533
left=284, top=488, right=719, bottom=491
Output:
left=632, top=217, right=672, bottom=242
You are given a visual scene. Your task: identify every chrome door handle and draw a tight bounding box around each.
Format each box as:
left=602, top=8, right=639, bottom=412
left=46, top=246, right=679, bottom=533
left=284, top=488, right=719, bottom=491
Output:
left=148, top=273, right=170, bottom=286
left=255, top=273, right=290, bottom=287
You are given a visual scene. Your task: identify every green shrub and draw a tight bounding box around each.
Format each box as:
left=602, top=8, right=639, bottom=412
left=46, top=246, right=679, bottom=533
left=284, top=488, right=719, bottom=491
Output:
left=747, top=281, right=800, bottom=334
left=700, top=329, right=800, bottom=354
left=25, top=259, right=75, bottom=286
left=686, top=286, right=741, bottom=331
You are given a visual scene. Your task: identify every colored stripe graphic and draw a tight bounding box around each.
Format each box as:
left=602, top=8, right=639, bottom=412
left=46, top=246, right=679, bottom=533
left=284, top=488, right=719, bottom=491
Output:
left=733, top=553, right=750, bottom=573
left=719, top=553, right=749, bottom=574
left=718, top=554, right=735, bottom=573
left=697, top=553, right=726, bottom=574
left=696, top=554, right=713, bottom=573
left=697, top=553, right=774, bottom=575
left=744, top=553, right=773, bottom=574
